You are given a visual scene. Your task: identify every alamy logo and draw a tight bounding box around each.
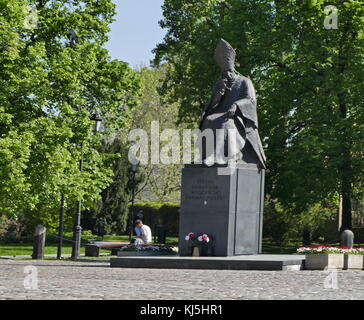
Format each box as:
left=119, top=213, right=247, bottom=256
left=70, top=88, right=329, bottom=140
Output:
left=127, top=121, right=245, bottom=174
left=324, top=5, right=338, bottom=30
left=323, top=267, right=339, bottom=289
left=24, top=265, right=38, bottom=290
left=24, top=5, right=38, bottom=30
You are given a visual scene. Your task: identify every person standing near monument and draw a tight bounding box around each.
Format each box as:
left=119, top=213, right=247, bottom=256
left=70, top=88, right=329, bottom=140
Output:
left=134, top=219, right=152, bottom=245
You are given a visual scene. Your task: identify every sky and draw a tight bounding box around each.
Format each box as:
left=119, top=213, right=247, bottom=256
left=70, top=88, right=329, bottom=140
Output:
left=104, top=0, right=166, bottom=68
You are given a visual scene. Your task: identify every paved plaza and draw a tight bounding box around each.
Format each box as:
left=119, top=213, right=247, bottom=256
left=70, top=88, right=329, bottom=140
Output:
left=0, top=259, right=363, bottom=300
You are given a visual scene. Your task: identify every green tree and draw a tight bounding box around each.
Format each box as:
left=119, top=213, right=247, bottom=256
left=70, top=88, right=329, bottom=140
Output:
left=83, top=135, right=138, bottom=235
left=124, top=66, right=182, bottom=203
left=263, top=199, right=337, bottom=245
left=154, top=0, right=364, bottom=229
left=0, top=0, right=141, bottom=229
left=84, top=66, right=183, bottom=236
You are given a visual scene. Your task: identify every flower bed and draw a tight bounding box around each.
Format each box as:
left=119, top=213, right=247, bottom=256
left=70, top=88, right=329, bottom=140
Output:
left=297, top=246, right=364, bottom=270
left=118, top=244, right=179, bottom=257
left=297, top=245, right=364, bottom=255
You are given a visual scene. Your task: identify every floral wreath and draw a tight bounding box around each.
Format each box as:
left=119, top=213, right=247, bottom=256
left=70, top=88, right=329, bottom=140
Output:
left=185, top=232, right=211, bottom=243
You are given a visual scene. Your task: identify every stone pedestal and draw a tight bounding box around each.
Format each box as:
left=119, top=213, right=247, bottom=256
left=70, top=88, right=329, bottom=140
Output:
left=178, top=164, right=265, bottom=256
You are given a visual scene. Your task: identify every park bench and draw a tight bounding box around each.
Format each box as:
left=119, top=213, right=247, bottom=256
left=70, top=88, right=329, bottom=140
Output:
left=85, top=241, right=130, bottom=257
left=85, top=226, right=169, bottom=257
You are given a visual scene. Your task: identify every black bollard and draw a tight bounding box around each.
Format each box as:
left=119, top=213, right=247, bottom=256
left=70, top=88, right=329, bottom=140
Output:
left=155, top=224, right=166, bottom=244
left=32, top=224, right=46, bottom=259
left=302, top=229, right=311, bottom=246
left=340, top=229, right=354, bottom=248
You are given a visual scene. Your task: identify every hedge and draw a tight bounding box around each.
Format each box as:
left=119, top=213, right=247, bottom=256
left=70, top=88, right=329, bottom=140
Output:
left=131, top=201, right=180, bottom=236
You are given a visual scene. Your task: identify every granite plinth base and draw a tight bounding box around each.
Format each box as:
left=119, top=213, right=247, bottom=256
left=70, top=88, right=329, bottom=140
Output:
left=110, top=254, right=305, bottom=271
left=179, top=164, right=265, bottom=256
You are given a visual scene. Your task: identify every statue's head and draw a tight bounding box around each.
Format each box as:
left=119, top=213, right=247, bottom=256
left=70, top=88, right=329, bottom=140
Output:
left=214, top=39, right=236, bottom=73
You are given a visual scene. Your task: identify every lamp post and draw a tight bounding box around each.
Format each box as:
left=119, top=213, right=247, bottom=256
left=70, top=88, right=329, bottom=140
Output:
left=57, top=194, right=65, bottom=259
left=91, top=113, right=102, bottom=133
left=129, top=162, right=139, bottom=242
left=71, top=113, right=102, bottom=259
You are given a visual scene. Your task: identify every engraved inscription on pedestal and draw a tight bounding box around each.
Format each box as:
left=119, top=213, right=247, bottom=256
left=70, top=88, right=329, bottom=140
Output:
left=186, top=179, right=224, bottom=202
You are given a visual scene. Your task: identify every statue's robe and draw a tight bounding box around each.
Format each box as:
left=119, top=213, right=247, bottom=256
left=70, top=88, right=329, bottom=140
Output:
left=199, top=74, right=266, bottom=168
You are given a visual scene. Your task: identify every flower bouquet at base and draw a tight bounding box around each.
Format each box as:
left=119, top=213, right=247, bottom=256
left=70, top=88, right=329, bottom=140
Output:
left=185, top=232, right=214, bottom=256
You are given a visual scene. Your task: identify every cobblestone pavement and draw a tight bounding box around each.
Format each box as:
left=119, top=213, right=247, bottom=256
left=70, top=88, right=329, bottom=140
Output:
left=0, top=259, right=363, bottom=300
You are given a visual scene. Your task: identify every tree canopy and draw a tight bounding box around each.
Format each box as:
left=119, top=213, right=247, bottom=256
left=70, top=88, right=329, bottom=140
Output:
left=154, top=0, right=364, bottom=229
left=0, top=0, right=141, bottom=228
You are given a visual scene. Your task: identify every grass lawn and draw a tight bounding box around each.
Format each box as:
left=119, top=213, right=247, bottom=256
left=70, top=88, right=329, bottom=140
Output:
left=3, top=236, right=359, bottom=257
left=0, top=244, right=88, bottom=256
left=0, top=242, right=297, bottom=256
left=0, top=244, right=121, bottom=257
left=0, top=235, right=179, bottom=256
left=0, top=237, right=290, bottom=256
left=260, top=239, right=303, bottom=254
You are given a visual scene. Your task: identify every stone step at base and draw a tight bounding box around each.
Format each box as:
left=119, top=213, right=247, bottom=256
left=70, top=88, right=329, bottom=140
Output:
left=110, top=254, right=305, bottom=271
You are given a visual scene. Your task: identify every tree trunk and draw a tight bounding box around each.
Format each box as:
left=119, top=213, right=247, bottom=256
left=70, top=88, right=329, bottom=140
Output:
left=336, top=20, right=354, bottom=232
left=340, top=175, right=352, bottom=231
left=338, top=101, right=352, bottom=231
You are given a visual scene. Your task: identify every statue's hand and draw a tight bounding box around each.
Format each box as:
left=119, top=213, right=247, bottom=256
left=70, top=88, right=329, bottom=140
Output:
left=226, top=104, right=237, bottom=119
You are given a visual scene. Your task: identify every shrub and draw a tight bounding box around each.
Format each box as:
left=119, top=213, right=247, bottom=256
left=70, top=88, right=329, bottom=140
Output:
left=131, top=201, right=180, bottom=236
left=0, top=215, right=27, bottom=237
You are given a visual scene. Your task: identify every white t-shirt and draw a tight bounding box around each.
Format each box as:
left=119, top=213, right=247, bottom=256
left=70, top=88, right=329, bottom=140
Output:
left=140, top=225, right=152, bottom=243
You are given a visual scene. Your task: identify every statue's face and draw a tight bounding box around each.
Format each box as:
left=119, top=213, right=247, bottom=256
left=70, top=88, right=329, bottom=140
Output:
left=222, top=69, right=235, bottom=79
